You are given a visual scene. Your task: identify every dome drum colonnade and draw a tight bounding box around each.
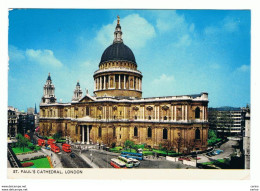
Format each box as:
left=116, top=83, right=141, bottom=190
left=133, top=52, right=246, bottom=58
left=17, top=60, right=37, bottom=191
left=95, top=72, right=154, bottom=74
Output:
left=93, top=16, right=142, bottom=98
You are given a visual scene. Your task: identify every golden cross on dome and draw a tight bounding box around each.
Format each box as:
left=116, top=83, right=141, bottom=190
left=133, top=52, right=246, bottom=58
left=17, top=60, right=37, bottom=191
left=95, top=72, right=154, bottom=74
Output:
left=117, top=15, right=120, bottom=24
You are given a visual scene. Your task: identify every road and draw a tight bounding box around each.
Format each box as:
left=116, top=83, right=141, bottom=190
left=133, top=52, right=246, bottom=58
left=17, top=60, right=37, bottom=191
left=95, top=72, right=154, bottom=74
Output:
left=198, top=140, right=238, bottom=163
left=80, top=149, right=196, bottom=169
left=33, top=133, right=91, bottom=168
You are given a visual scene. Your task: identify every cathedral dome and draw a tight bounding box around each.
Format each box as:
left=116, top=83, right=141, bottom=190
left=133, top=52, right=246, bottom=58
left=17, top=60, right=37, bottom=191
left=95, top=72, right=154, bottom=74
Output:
left=100, top=42, right=136, bottom=65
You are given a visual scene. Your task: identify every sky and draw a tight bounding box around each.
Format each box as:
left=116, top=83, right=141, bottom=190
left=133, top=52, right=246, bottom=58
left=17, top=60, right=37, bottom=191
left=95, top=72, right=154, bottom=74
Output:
left=8, top=9, right=251, bottom=111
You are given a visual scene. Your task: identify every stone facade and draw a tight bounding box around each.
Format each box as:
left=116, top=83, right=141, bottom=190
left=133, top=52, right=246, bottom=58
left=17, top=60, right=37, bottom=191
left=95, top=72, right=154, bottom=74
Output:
left=39, top=16, right=209, bottom=154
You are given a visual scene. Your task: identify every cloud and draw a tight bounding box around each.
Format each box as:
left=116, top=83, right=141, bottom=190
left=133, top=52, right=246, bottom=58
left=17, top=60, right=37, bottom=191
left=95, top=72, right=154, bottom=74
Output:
left=9, top=45, right=62, bottom=68
left=204, top=16, right=240, bottom=35
left=95, top=14, right=156, bottom=49
left=156, top=11, right=186, bottom=33
left=153, top=74, right=174, bottom=85
left=235, top=65, right=250, bottom=72
left=9, top=45, right=25, bottom=62
left=25, top=49, right=62, bottom=67
left=173, top=34, right=192, bottom=48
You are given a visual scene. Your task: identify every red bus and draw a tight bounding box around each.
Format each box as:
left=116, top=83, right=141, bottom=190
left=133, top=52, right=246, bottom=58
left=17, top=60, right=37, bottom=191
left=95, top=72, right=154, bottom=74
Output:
left=62, top=144, right=71, bottom=153
left=110, top=158, right=126, bottom=169
left=38, top=139, right=45, bottom=146
left=51, top=144, right=60, bottom=153
left=47, top=139, right=55, bottom=145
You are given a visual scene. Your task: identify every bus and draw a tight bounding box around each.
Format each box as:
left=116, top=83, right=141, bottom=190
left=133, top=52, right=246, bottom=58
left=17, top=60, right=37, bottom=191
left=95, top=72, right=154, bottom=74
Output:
left=121, top=151, right=143, bottom=160
left=47, top=139, right=55, bottom=145
left=51, top=144, right=60, bottom=153
left=62, top=143, right=71, bottom=153
left=118, top=156, right=134, bottom=168
left=110, top=158, right=126, bottom=169
left=38, top=139, right=45, bottom=146
left=128, top=158, right=140, bottom=167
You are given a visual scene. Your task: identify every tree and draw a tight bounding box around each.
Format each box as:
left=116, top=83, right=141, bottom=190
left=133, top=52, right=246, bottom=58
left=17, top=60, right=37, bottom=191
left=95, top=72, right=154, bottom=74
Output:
left=173, top=133, right=184, bottom=153
left=124, top=140, right=135, bottom=152
left=161, top=140, right=174, bottom=155
left=16, top=133, right=29, bottom=152
left=186, top=139, right=196, bottom=154
left=53, top=132, right=62, bottom=140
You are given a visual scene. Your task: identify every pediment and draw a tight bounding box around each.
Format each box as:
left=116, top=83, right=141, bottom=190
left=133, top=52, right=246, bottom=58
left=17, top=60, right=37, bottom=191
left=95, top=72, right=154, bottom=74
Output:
left=78, top=95, right=94, bottom=103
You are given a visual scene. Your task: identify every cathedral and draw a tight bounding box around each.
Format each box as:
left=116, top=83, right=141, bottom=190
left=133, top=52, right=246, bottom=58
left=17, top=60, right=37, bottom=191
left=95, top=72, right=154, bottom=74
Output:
left=39, top=16, right=209, bottom=153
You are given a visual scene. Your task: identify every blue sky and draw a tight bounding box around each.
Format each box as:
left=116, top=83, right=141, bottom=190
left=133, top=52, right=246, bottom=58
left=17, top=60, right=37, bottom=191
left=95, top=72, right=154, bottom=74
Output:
left=8, top=9, right=250, bottom=111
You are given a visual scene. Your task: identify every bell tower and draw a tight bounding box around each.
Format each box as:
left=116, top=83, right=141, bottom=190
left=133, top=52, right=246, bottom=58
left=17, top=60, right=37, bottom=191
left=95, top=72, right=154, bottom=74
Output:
left=41, top=73, right=56, bottom=104
left=72, top=80, right=83, bottom=101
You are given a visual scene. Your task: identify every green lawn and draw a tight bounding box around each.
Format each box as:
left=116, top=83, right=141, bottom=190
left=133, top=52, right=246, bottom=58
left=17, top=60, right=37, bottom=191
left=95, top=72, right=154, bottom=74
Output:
left=12, top=147, right=33, bottom=154
left=109, top=146, right=180, bottom=156
left=21, top=157, right=51, bottom=168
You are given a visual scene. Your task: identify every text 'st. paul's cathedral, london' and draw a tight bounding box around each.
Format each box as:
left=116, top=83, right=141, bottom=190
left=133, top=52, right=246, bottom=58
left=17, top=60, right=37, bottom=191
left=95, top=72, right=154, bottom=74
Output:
left=39, top=16, right=209, bottom=153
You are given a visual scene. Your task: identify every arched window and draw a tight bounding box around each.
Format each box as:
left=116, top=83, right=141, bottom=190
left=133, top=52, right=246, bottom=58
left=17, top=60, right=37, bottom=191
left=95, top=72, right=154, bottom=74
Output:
left=195, top=128, right=200, bottom=139
left=134, top=127, right=138, bottom=137
left=147, top=127, right=152, bottom=138
left=135, top=116, right=137, bottom=120
left=98, top=127, right=102, bottom=137
left=163, top=128, right=168, bottom=139
left=148, top=116, right=151, bottom=120
left=195, top=107, right=200, bottom=119
left=86, top=106, right=90, bottom=116
left=164, top=116, right=167, bottom=120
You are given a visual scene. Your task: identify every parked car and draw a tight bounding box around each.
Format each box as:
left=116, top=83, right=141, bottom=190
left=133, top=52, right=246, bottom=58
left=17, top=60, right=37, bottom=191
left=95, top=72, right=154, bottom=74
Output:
left=213, top=149, right=224, bottom=155
left=206, top=152, right=213, bottom=156
left=70, top=153, right=76, bottom=158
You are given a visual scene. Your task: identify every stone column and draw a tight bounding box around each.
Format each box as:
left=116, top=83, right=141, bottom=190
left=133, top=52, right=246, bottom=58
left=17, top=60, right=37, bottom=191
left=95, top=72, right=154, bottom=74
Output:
left=87, top=126, right=90, bottom=144
left=202, top=106, right=204, bottom=121
left=99, top=76, right=102, bottom=90
left=104, top=76, right=106, bottom=89
left=140, top=79, right=142, bottom=91
left=154, top=106, right=156, bottom=120
left=171, top=105, right=173, bottom=121
left=124, top=75, right=126, bottom=89
left=94, top=79, right=96, bottom=91
left=157, top=106, right=159, bottom=120
left=143, top=106, right=145, bottom=120
left=108, top=75, right=111, bottom=89
left=119, top=74, right=121, bottom=89
left=185, top=105, right=188, bottom=121
left=113, top=75, right=116, bottom=89
left=129, top=76, right=131, bottom=89
left=182, top=105, right=184, bottom=121
left=174, top=106, right=177, bottom=121
left=82, top=126, right=85, bottom=144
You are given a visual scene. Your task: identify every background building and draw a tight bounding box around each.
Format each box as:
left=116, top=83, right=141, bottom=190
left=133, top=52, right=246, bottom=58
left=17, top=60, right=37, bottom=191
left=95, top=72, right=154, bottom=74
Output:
left=208, top=106, right=248, bottom=138
left=7, top=106, right=18, bottom=138
left=242, top=107, right=250, bottom=169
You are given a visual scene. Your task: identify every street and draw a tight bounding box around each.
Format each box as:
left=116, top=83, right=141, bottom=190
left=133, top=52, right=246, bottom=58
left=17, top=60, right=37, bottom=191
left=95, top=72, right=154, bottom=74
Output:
left=79, top=149, right=196, bottom=169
